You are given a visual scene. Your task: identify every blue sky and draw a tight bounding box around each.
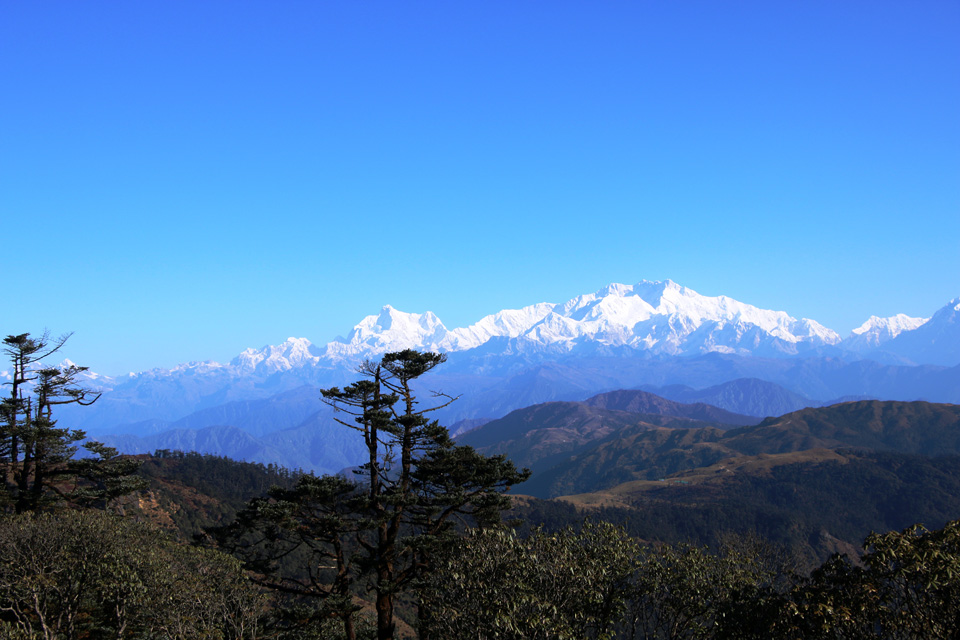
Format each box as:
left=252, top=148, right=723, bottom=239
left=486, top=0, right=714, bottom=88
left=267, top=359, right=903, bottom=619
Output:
left=3, top=2, right=958, bottom=375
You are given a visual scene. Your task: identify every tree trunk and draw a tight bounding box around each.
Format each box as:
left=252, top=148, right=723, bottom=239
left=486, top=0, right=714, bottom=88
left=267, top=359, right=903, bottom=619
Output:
left=376, top=587, right=395, bottom=640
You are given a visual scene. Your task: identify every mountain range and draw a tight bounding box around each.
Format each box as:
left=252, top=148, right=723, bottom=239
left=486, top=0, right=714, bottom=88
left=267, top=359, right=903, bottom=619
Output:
left=499, top=398, right=960, bottom=499
left=495, top=398, right=960, bottom=567
left=33, top=280, right=958, bottom=473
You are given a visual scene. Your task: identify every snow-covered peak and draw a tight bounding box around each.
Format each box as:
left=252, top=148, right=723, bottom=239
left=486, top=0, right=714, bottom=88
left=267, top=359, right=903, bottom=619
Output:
left=324, top=305, right=449, bottom=361
left=441, top=303, right=557, bottom=350
left=0, top=357, right=115, bottom=390
left=166, top=360, right=227, bottom=375
left=54, top=358, right=114, bottom=385
left=231, top=337, right=321, bottom=374
left=525, top=281, right=841, bottom=352
left=849, top=314, right=927, bottom=342
left=840, top=313, right=929, bottom=356
left=631, top=279, right=683, bottom=308
left=102, top=281, right=958, bottom=384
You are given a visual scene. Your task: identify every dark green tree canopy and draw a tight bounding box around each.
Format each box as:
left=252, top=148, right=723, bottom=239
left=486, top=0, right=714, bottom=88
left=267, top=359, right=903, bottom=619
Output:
left=218, top=349, right=529, bottom=640
left=1, top=331, right=145, bottom=513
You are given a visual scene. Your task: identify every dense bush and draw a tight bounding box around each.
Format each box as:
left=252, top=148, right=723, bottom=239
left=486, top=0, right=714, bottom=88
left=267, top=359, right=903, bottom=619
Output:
left=422, top=520, right=960, bottom=640
left=419, top=522, right=637, bottom=639
left=0, top=509, right=267, bottom=639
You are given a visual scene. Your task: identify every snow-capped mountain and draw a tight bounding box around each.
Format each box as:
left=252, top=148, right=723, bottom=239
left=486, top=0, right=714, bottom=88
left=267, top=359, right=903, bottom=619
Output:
left=232, top=337, right=324, bottom=375
left=323, top=306, right=449, bottom=362
left=39, top=280, right=960, bottom=474
left=68, top=279, right=954, bottom=393
left=0, top=358, right=117, bottom=394
left=503, top=281, right=840, bottom=356
left=441, top=303, right=558, bottom=351
left=317, top=280, right=841, bottom=364
left=841, top=314, right=928, bottom=354
left=49, top=280, right=960, bottom=439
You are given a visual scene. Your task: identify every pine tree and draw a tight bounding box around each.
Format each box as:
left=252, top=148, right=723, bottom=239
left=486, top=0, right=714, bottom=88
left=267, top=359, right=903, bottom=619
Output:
left=321, top=350, right=530, bottom=640
left=0, top=331, right=145, bottom=513
left=218, top=350, right=529, bottom=640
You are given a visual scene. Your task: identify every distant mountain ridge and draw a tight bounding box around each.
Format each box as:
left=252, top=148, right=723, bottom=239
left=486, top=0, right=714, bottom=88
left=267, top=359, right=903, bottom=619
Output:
left=74, top=282, right=959, bottom=392
left=100, top=408, right=368, bottom=474
left=45, top=281, right=959, bottom=473
left=582, top=389, right=757, bottom=426
left=637, top=379, right=815, bottom=417
left=457, top=389, right=757, bottom=477
left=516, top=400, right=960, bottom=498
left=636, top=378, right=875, bottom=418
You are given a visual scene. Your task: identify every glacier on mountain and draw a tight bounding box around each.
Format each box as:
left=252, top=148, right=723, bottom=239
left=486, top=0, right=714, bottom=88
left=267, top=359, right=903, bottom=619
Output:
left=441, top=303, right=557, bottom=351
left=510, top=280, right=841, bottom=355
left=323, top=306, right=449, bottom=362
left=232, top=337, right=323, bottom=374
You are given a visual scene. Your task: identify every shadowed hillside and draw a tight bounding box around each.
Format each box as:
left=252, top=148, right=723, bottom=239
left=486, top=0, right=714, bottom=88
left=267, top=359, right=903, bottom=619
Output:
left=457, top=391, right=748, bottom=474
left=509, top=400, right=960, bottom=498
left=582, top=388, right=757, bottom=425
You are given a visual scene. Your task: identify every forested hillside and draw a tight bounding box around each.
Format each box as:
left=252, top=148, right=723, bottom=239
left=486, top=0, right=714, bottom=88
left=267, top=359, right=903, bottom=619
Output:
left=127, top=450, right=301, bottom=538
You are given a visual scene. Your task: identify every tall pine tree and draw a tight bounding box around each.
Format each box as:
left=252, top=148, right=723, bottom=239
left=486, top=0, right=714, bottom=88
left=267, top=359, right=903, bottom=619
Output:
left=218, top=350, right=529, bottom=640
left=0, top=332, right=144, bottom=513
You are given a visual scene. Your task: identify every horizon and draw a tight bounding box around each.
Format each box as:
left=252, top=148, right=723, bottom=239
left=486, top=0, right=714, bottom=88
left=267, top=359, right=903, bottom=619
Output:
left=4, top=2, right=958, bottom=375
left=9, top=277, right=957, bottom=378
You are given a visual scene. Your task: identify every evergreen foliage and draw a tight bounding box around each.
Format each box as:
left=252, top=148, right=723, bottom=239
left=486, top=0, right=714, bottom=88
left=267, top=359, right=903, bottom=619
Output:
left=134, top=450, right=300, bottom=538
left=512, top=451, right=960, bottom=568
left=215, top=350, right=529, bottom=640
left=419, top=521, right=637, bottom=639
left=0, top=332, right=145, bottom=513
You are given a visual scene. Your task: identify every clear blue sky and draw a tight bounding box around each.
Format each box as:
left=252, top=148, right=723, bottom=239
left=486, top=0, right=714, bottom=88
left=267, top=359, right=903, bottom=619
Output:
left=3, top=1, right=958, bottom=375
